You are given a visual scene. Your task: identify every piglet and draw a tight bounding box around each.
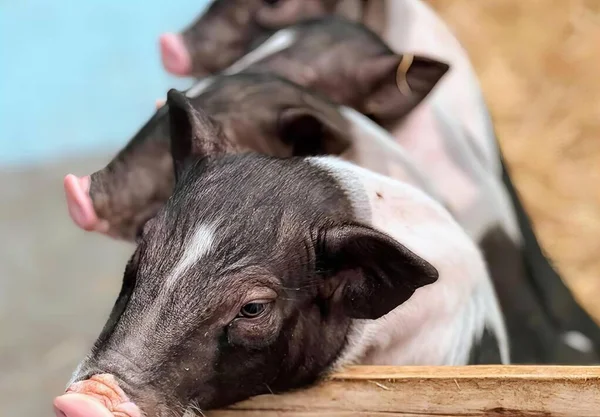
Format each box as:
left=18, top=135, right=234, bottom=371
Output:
left=218, top=17, right=600, bottom=365
left=158, top=3, right=600, bottom=360
left=64, top=73, right=352, bottom=241
left=54, top=89, right=507, bottom=417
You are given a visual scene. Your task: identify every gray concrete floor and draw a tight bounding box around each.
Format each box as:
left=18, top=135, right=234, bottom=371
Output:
left=0, top=155, right=134, bottom=416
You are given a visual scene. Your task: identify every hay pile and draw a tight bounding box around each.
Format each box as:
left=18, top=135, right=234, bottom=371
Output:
left=425, top=0, right=600, bottom=321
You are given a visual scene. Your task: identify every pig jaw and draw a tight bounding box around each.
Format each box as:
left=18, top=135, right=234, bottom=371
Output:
left=54, top=374, right=141, bottom=417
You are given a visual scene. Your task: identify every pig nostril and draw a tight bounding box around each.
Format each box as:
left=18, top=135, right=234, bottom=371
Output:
left=54, top=408, right=67, bottom=417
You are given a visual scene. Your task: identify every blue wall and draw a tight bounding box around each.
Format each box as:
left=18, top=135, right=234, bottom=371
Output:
left=0, top=0, right=210, bottom=168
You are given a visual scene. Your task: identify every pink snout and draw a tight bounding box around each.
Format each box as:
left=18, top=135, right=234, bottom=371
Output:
left=63, top=174, right=109, bottom=234
left=159, top=33, right=192, bottom=76
left=54, top=374, right=141, bottom=417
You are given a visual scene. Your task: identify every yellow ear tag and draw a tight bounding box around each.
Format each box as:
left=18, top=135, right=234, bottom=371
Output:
left=396, top=54, right=414, bottom=96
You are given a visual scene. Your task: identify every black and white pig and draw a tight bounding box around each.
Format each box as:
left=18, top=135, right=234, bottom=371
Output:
left=53, top=88, right=507, bottom=417
left=64, top=73, right=354, bottom=240
left=64, top=55, right=448, bottom=241
left=157, top=0, right=600, bottom=365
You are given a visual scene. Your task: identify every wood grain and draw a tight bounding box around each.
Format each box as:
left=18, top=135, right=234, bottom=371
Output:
left=208, top=366, right=600, bottom=416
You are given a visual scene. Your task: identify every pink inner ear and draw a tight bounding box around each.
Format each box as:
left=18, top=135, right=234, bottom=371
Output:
left=64, top=174, right=109, bottom=233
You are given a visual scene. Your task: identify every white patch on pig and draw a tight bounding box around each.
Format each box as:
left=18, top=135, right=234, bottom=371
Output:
left=186, top=29, right=297, bottom=99
left=430, top=99, right=521, bottom=244
left=186, top=76, right=216, bottom=98
left=308, top=156, right=509, bottom=366
left=223, top=29, right=297, bottom=75
left=338, top=106, right=442, bottom=201
left=166, top=224, right=216, bottom=287
left=562, top=331, right=593, bottom=353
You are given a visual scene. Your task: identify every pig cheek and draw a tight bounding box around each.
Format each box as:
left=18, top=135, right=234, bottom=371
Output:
left=227, top=311, right=282, bottom=349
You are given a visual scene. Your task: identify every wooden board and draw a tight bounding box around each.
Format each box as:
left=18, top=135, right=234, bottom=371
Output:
left=208, top=366, right=600, bottom=416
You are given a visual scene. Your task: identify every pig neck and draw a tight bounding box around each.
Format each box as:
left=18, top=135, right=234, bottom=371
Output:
left=309, top=157, right=509, bottom=366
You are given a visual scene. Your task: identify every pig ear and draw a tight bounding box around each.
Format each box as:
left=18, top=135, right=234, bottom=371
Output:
left=278, top=105, right=351, bottom=156
left=166, top=89, right=228, bottom=180
left=357, top=54, right=450, bottom=121
left=316, top=223, right=439, bottom=320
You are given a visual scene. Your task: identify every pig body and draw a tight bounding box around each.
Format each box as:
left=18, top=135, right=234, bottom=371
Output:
left=55, top=90, right=507, bottom=417
left=363, top=0, right=600, bottom=363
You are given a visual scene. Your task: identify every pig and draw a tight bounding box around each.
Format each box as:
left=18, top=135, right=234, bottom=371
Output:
left=65, top=73, right=353, bottom=241
left=53, top=88, right=508, bottom=417
left=157, top=2, right=600, bottom=362
left=163, top=16, right=600, bottom=364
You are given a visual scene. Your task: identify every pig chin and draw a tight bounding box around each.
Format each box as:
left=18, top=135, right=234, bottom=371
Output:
left=54, top=374, right=143, bottom=417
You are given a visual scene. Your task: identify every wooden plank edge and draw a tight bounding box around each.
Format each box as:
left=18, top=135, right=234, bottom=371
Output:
left=329, top=365, right=600, bottom=380
left=208, top=365, right=600, bottom=417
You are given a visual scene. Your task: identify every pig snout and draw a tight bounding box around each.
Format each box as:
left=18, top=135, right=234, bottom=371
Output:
left=159, top=33, right=192, bottom=76
left=64, top=174, right=110, bottom=234
left=54, top=374, right=141, bottom=417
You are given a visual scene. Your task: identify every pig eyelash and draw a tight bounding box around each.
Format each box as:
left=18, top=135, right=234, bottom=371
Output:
left=237, top=301, right=272, bottom=319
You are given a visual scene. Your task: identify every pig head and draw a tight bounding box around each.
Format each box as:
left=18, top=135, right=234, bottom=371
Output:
left=65, top=73, right=352, bottom=241
left=55, top=89, right=447, bottom=416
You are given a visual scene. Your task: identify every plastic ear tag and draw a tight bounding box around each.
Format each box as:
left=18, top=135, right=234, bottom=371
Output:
left=396, top=54, right=414, bottom=96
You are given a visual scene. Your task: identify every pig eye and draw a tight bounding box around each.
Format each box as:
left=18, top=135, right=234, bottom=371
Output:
left=239, top=302, right=268, bottom=318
